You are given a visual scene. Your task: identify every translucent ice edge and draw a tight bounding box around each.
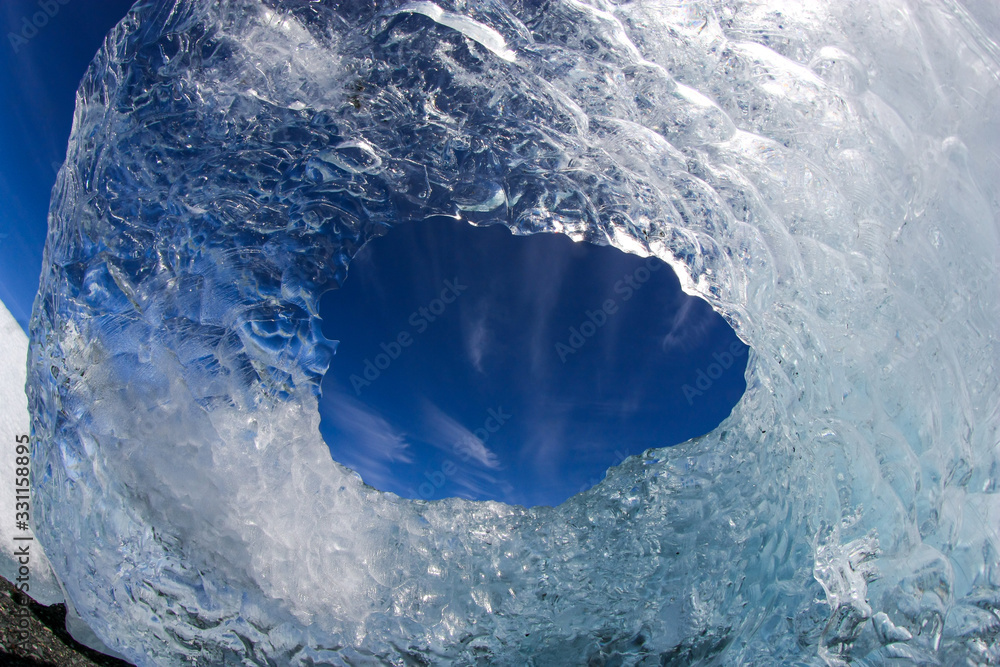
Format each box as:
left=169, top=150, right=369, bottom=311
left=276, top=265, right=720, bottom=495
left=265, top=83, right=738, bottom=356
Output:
left=0, top=298, right=62, bottom=605
left=28, top=0, right=1000, bottom=664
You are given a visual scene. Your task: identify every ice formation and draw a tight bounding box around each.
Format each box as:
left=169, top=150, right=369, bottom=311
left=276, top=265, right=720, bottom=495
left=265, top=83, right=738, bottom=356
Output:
left=27, top=0, right=999, bottom=664
left=0, top=298, right=61, bottom=604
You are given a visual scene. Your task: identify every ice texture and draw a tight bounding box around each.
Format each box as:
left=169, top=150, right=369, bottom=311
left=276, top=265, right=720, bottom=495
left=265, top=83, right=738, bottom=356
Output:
left=27, top=0, right=1000, bottom=664
left=0, top=298, right=62, bottom=605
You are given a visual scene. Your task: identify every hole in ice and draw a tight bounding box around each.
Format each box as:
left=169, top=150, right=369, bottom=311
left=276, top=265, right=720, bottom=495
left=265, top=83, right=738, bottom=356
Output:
left=318, top=218, right=747, bottom=507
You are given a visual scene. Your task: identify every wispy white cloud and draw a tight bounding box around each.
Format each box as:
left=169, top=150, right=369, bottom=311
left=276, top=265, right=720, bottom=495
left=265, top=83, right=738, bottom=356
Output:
left=660, top=298, right=714, bottom=351
left=420, top=402, right=501, bottom=470
left=518, top=417, right=569, bottom=476
left=320, top=386, right=413, bottom=489
left=464, top=313, right=489, bottom=373
left=449, top=468, right=504, bottom=500
left=487, top=233, right=577, bottom=378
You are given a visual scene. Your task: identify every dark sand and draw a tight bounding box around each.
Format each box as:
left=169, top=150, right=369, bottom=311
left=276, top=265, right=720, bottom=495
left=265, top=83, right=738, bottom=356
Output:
left=0, top=577, right=134, bottom=666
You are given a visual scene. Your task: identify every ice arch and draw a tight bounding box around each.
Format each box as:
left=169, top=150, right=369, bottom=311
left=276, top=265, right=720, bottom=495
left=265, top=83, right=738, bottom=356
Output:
left=28, top=0, right=1000, bottom=664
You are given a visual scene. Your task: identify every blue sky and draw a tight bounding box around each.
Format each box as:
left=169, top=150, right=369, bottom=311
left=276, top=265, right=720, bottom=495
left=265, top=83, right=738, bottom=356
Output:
left=319, top=218, right=747, bottom=507
left=2, top=0, right=747, bottom=509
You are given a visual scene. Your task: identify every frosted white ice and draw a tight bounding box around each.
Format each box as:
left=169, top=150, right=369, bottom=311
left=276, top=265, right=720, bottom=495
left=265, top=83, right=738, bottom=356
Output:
left=0, top=299, right=62, bottom=604
left=394, top=2, right=517, bottom=62
left=27, top=0, right=1000, bottom=664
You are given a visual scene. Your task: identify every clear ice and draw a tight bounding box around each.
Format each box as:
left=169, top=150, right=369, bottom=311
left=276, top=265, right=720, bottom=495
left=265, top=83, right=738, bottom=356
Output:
left=27, top=0, right=1000, bottom=664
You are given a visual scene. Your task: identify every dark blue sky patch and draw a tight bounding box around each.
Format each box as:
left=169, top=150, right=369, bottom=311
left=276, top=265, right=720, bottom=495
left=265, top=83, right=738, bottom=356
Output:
left=319, top=218, right=747, bottom=507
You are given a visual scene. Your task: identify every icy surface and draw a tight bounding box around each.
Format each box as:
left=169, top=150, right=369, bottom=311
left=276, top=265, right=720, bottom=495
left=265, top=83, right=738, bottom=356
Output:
left=27, top=0, right=1000, bottom=664
left=0, top=298, right=62, bottom=605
